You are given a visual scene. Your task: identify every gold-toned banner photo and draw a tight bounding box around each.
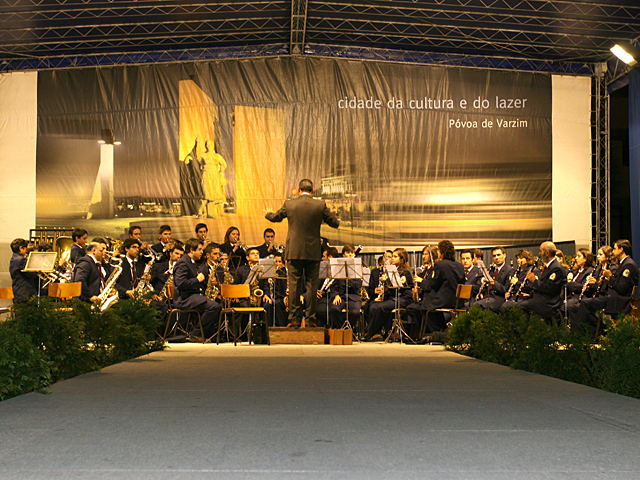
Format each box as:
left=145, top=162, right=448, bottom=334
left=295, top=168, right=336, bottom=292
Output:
left=36, top=56, right=551, bottom=248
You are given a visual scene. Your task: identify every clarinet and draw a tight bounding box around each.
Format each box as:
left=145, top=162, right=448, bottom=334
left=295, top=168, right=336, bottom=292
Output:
left=577, top=269, right=593, bottom=303
left=506, top=263, right=522, bottom=297
left=594, top=263, right=607, bottom=297
left=514, top=264, right=536, bottom=300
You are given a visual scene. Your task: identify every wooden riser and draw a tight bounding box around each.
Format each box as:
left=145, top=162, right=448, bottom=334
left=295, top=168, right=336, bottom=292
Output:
left=268, top=327, right=327, bottom=345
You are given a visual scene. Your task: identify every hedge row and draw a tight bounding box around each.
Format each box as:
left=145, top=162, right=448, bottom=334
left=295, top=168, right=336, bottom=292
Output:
left=447, top=306, right=640, bottom=399
left=0, top=297, right=164, bottom=401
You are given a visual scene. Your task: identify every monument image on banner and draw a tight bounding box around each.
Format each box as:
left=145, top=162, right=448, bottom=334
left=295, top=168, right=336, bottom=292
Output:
left=35, top=56, right=551, bottom=247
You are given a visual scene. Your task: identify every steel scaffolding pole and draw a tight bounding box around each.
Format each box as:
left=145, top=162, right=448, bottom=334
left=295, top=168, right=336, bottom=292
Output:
left=592, top=66, right=610, bottom=252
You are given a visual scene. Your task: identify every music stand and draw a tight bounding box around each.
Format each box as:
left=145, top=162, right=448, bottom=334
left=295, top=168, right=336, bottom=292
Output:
left=383, top=264, right=415, bottom=344
left=259, top=258, right=277, bottom=326
left=475, top=259, right=493, bottom=300
left=330, top=257, right=363, bottom=330
left=23, top=251, right=58, bottom=302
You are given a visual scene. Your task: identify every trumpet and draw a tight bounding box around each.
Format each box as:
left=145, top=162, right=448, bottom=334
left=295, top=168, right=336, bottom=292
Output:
left=233, top=241, right=248, bottom=251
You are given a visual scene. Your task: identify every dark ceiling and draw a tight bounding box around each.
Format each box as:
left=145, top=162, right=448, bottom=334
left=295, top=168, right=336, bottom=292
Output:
left=1, top=0, right=639, bottom=75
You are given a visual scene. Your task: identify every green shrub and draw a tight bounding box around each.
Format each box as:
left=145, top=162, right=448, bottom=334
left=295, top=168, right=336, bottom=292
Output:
left=0, top=319, right=52, bottom=401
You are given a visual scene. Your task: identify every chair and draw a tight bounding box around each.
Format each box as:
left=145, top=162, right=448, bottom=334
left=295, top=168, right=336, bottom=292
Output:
left=162, top=284, right=205, bottom=343
left=420, top=284, right=473, bottom=340
left=218, top=284, right=268, bottom=346
left=48, top=282, right=82, bottom=312
left=0, top=287, right=14, bottom=318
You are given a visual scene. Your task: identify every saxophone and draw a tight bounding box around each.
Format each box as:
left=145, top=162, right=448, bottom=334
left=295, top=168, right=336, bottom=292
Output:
left=248, top=262, right=263, bottom=306
left=134, top=257, right=156, bottom=298
left=95, top=256, right=123, bottom=311
left=222, top=262, right=234, bottom=284
left=204, top=261, right=220, bottom=300
left=159, top=272, right=173, bottom=302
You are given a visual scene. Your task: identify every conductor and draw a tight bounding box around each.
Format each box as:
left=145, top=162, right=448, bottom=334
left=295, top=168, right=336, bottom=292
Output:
left=266, top=179, right=340, bottom=327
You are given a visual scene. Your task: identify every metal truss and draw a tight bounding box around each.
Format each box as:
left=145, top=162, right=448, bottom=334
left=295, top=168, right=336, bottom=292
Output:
left=290, top=0, right=308, bottom=55
left=307, top=44, right=595, bottom=75
left=592, top=69, right=610, bottom=251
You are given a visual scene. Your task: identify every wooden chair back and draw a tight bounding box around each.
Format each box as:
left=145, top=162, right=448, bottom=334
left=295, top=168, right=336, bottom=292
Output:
left=221, top=283, right=251, bottom=299
left=456, top=284, right=473, bottom=300
left=49, top=282, right=82, bottom=299
left=0, top=287, right=14, bottom=300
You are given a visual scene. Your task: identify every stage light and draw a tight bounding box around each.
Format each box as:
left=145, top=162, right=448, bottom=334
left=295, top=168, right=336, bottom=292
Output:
left=611, top=41, right=640, bottom=66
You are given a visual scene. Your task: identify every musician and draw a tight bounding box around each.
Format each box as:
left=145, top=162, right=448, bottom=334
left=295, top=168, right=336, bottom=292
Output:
left=503, top=249, right=540, bottom=301
left=420, top=240, right=465, bottom=333
left=328, top=244, right=363, bottom=329
left=313, top=247, right=338, bottom=328
left=70, top=228, right=88, bottom=264
left=555, top=250, right=571, bottom=273
left=475, top=247, right=514, bottom=312
left=233, top=247, right=272, bottom=331
left=219, top=226, right=247, bottom=272
left=256, top=228, right=278, bottom=258
left=572, top=239, right=639, bottom=334
left=406, top=246, right=436, bottom=326
left=116, top=239, right=145, bottom=299
left=172, top=238, right=221, bottom=340
left=72, top=240, right=109, bottom=304
left=198, top=243, right=223, bottom=287
left=502, top=241, right=567, bottom=320
left=564, top=249, right=594, bottom=311
left=191, top=223, right=208, bottom=267
left=9, top=238, right=39, bottom=303
left=273, top=253, right=289, bottom=326
left=128, top=225, right=152, bottom=263
left=364, top=248, right=414, bottom=341
left=461, top=249, right=483, bottom=300
left=265, top=178, right=340, bottom=328
left=151, top=225, right=173, bottom=262
left=151, top=243, right=184, bottom=300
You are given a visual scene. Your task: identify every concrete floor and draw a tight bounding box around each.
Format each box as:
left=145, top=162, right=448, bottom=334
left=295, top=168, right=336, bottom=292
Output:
left=1, top=343, right=640, bottom=479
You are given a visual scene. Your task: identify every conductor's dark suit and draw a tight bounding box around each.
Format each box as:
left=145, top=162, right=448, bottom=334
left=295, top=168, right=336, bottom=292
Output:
left=266, top=193, right=340, bottom=325
left=173, top=254, right=221, bottom=338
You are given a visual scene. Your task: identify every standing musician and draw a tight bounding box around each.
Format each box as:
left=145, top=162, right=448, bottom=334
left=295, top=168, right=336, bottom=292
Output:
left=151, top=225, right=173, bottom=262
left=172, top=238, right=221, bottom=339
left=420, top=240, right=465, bottom=334
left=364, top=248, right=414, bottom=341
left=503, top=249, right=540, bottom=302
left=475, top=247, right=514, bottom=312
left=115, top=239, right=168, bottom=319
left=151, top=243, right=184, bottom=301
left=70, top=228, right=88, bottom=264
left=265, top=178, right=340, bottom=328
left=572, top=239, right=639, bottom=334
left=256, top=228, right=279, bottom=258
left=328, top=244, right=363, bottom=329
left=9, top=238, right=39, bottom=303
left=219, top=226, right=247, bottom=272
left=72, top=239, right=110, bottom=304
left=502, top=241, right=567, bottom=319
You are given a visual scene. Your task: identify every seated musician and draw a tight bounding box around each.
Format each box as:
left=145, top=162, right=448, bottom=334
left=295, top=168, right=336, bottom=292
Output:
left=220, top=226, right=247, bottom=272
left=567, top=246, right=613, bottom=326
left=194, top=223, right=210, bottom=267
left=502, top=241, right=566, bottom=320
left=564, top=249, right=594, bottom=311
left=127, top=225, right=152, bottom=263
left=420, top=240, right=465, bottom=333
left=572, top=239, right=639, bottom=334
left=406, top=246, right=437, bottom=329
left=364, top=248, right=414, bottom=341
left=329, top=244, right=363, bottom=329
left=9, top=238, right=39, bottom=304
left=72, top=239, right=110, bottom=304
left=475, top=247, right=514, bottom=312
left=502, top=249, right=540, bottom=303
left=198, top=243, right=223, bottom=289
left=151, top=225, right=173, bottom=262
left=314, top=247, right=339, bottom=328
left=232, top=247, right=273, bottom=329
left=461, top=249, right=483, bottom=303
left=70, top=228, right=88, bottom=264
left=256, top=228, right=278, bottom=258
left=364, top=251, right=393, bottom=325
left=115, top=239, right=168, bottom=320
left=172, top=238, right=221, bottom=339
left=151, top=243, right=184, bottom=303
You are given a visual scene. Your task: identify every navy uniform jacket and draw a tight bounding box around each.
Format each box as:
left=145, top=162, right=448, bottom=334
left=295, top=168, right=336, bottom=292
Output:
left=72, top=255, right=104, bottom=302
left=116, top=258, right=147, bottom=299
left=198, top=262, right=225, bottom=287
left=582, top=264, right=613, bottom=298
left=367, top=267, right=382, bottom=300
left=379, top=268, right=414, bottom=304
left=511, top=265, right=542, bottom=298
left=566, top=267, right=594, bottom=297
left=334, top=278, right=363, bottom=305
left=9, top=253, right=38, bottom=303
left=421, top=258, right=465, bottom=310
left=70, top=243, right=86, bottom=264
left=464, top=265, right=483, bottom=298
left=233, top=264, right=270, bottom=292
left=266, top=194, right=340, bottom=261
left=605, top=256, right=639, bottom=314
left=220, top=243, right=247, bottom=272
left=151, top=260, right=172, bottom=294
left=151, top=242, right=171, bottom=263
left=274, top=267, right=287, bottom=300
left=526, top=258, right=567, bottom=316
left=491, top=264, right=515, bottom=298
left=172, top=254, right=206, bottom=308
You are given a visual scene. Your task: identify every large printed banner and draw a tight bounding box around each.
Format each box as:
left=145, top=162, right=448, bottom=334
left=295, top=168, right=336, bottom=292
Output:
left=37, top=56, right=552, bottom=247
